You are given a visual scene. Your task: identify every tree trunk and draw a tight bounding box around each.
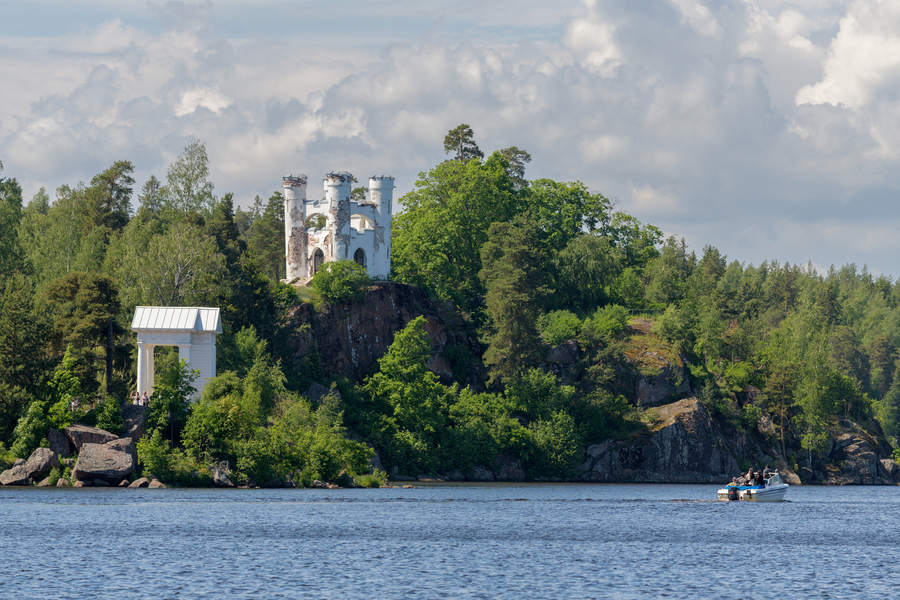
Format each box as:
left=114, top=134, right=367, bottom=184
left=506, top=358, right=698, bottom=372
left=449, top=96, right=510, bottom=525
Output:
left=106, top=319, right=114, bottom=395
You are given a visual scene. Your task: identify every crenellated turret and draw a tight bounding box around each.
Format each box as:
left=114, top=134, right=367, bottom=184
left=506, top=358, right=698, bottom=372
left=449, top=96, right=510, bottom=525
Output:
left=368, top=175, right=394, bottom=279
left=324, top=171, right=352, bottom=262
left=283, top=174, right=308, bottom=280
left=281, top=171, right=393, bottom=282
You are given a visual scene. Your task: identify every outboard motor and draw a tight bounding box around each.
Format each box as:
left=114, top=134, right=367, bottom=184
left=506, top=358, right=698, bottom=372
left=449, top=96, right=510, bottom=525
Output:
left=727, top=487, right=739, bottom=501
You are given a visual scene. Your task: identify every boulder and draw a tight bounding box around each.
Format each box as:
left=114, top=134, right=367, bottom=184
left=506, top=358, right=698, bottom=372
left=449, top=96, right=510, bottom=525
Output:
left=210, top=461, right=234, bottom=488
left=417, top=475, right=448, bottom=482
left=826, top=459, right=878, bottom=485
left=56, top=478, right=69, bottom=487
left=47, top=428, right=71, bottom=458
left=0, top=465, right=30, bottom=486
left=13, top=458, right=24, bottom=467
left=579, top=397, right=740, bottom=483
left=128, top=477, right=150, bottom=488
left=121, top=405, right=147, bottom=444
left=93, top=478, right=110, bottom=487
left=303, top=382, right=336, bottom=405
left=465, top=465, right=494, bottom=482
left=147, top=480, right=166, bottom=488
left=24, top=448, right=60, bottom=479
left=546, top=340, right=579, bottom=364
left=118, top=479, right=130, bottom=486
left=833, top=433, right=856, bottom=450
left=492, top=453, right=525, bottom=481
left=73, top=442, right=135, bottom=482
left=445, top=469, right=466, bottom=482
left=37, top=477, right=53, bottom=487
left=64, top=425, right=118, bottom=453
left=106, top=437, right=136, bottom=464
left=73, top=479, right=89, bottom=487
left=881, top=459, right=899, bottom=477
left=311, top=480, right=328, bottom=488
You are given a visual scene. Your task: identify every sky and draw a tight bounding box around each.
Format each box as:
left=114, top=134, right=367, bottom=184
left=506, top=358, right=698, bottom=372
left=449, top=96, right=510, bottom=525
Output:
left=2, top=0, right=900, bottom=277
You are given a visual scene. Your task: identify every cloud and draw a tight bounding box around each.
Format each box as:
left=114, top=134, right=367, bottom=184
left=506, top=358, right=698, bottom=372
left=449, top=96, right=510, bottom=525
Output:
left=1, top=0, right=900, bottom=276
left=669, top=0, right=722, bottom=38
left=795, top=1, right=900, bottom=108
left=175, top=87, right=233, bottom=116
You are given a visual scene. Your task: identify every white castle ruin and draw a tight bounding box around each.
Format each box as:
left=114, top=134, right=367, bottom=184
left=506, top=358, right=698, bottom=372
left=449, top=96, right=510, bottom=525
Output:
left=283, top=172, right=394, bottom=281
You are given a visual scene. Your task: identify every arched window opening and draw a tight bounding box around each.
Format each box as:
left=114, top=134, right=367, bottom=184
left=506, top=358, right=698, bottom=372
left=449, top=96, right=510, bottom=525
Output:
left=312, top=248, right=325, bottom=275
left=354, top=248, right=366, bottom=268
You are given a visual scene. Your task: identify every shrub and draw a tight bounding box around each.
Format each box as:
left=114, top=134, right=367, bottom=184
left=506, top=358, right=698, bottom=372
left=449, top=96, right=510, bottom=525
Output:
left=93, top=396, right=124, bottom=435
left=528, top=411, right=581, bottom=478
left=310, top=259, right=372, bottom=304
left=47, top=466, right=61, bottom=486
left=582, top=304, right=629, bottom=346
left=538, top=310, right=582, bottom=347
left=10, top=400, right=49, bottom=459
left=137, top=430, right=173, bottom=479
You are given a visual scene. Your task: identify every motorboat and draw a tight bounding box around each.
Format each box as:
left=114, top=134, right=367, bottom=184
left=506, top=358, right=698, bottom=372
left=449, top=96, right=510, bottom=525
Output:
left=717, top=472, right=789, bottom=502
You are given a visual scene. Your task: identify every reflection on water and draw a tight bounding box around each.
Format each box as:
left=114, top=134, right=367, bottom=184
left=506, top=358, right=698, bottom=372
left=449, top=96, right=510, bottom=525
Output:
left=1, top=484, right=898, bottom=599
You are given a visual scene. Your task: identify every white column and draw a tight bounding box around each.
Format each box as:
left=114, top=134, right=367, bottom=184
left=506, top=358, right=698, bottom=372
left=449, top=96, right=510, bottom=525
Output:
left=136, top=341, right=148, bottom=397
left=178, top=344, right=192, bottom=367
left=147, top=345, right=155, bottom=395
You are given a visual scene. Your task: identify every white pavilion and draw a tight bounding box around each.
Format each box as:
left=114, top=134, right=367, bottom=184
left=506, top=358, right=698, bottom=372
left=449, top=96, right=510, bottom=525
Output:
left=131, top=306, right=221, bottom=399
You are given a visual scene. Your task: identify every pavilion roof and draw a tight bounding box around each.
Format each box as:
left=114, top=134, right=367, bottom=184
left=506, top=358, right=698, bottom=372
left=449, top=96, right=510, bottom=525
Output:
left=131, top=306, right=222, bottom=334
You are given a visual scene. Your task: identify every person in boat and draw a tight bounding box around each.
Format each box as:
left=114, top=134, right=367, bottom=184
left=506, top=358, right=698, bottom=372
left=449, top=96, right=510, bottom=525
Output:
left=726, top=477, right=740, bottom=487
left=755, top=469, right=765, bottom=485
left=763, top=465, right=771, bottom=478
left=745, top=467, right=755, bottom=484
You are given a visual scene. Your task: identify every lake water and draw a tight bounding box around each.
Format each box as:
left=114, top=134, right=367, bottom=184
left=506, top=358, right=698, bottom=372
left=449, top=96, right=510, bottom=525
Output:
left=1, top=483, right=898, bottom=599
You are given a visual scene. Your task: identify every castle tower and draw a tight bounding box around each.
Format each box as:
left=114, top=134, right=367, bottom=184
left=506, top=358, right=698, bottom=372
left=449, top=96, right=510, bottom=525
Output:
left=368, top=175, right=395, bottom=279
left=324, top=171, right=352, bottom=262
left=283, top=174, right=308, bottom=280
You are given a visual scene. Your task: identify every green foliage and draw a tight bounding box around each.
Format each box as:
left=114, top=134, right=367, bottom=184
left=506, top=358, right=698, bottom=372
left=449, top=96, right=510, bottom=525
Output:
left=0, top=274, right=50, bottom=398
left=42, top=271, right=120, bottom=354
left=553, top=234, right=619, bottom=311
left=505, top=368, right=576, bottom=421
left=365, top=317, right=451, bottom=437
left=526, top=181, right=611, bottom=253
left=538, top=310, right=582, bottom=347
left=147, top=359, right=197, bottom=438
left=93, top=395, right=124, bottom=435
left=311, top=259, right=372, bottom=305
left=160, top=137, right=216, bottom=217
left=443, top=124, right=484, bottom=161
left=137, top=429, right=173, bottom=479
left=10, top=399, right=49, bottom=459
left=480, top=216, right=550, bottom=382
left=391, top=153, right=518, bottom=314
left=47, top=466, right=61, bottom=486
left=0, top=162, right=24, bottom=281
left=116, top=220, right=226, bottom=307
left=582, top=304, right=629, bottom=346
left=527, top=411, right=581, bottom=477
left=246, top=192, right=285, bottom=281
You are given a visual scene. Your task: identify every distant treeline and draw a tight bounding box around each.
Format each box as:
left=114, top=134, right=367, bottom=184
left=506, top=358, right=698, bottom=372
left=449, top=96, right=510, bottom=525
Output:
left=0, top=125, right=898, bottom=484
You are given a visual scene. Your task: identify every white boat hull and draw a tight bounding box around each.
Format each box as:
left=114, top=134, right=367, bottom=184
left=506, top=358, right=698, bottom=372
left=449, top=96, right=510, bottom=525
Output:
left=717, top=483, right=789, bottom=502
left=741, top=483, right=788, bottom=502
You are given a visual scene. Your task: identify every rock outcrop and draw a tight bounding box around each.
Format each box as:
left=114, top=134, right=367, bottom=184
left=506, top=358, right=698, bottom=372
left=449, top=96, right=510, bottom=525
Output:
left=64, top=425, right=118, bottom=453
left=47, top=428, right=71, bottom=457
left=211, top=461, right=234, bottom=488
left=73, top=439, right=135, bottom=483
left=122, top=404, right=147, bottom=444
left=24, top=448, right=60, bottom=479
left=286, top=282, right=483, bottom=386
left=0, top=464, right=30, bottom=486
left=580, top=398, right=739, bottom=483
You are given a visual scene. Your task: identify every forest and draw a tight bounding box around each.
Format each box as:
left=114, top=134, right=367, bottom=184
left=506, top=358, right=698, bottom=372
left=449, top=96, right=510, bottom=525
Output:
left=1, top=124, right=899, bottom=486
